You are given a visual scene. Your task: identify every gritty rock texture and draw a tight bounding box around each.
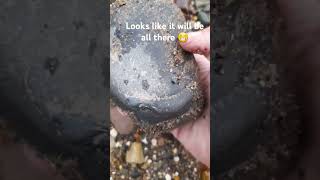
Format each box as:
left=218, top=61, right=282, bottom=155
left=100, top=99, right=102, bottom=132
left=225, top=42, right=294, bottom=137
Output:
left=110, top=0, right=204, bottom=135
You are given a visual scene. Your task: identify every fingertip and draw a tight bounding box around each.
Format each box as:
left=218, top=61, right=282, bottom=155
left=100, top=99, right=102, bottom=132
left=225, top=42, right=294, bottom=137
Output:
left=179, top=31, right=196, bottom=49
left=179, top=28, right=210, bottom=56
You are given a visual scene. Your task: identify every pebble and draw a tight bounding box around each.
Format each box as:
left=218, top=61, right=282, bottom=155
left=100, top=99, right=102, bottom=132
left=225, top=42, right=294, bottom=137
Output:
left=142, top=137, right=148, bottom=144
left=151, top=138, right=157, bottom=146
left=126, top=141, right=131, bottom=146
left=152, top=154, right=157, bottom=160
left=172, top=148, right=178, bottom=154
left=157, top=137, right=165, bottom=146
left=141, top=162, right=150, bottom=170
left=110, top=128, right=118, bottom=138
left=197, top=11, right=210, bottom=26
left=115, top=141, right=122, bottom=148
left=126, top=142, right=145, bottom=164
left=131, top=168, right=141, bottom=178
left=165, top=174, right=171, bottom=180
left=174, top=156, right=180, bottom=162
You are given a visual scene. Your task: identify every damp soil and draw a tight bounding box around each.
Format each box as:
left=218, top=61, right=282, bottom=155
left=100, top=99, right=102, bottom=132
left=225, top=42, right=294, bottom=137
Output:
left=213, top=0, right=302, bottom=179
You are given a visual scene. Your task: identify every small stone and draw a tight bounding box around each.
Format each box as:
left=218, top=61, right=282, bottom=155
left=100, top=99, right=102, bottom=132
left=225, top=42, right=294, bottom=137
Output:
left=172, top=148, right=178, bottom=154
left=126, top=142, right=145, bottom=164
left=174, top=0, right=194, bottom=13
left=151, top=138, right=157, bottom=146
left=165, top=174, right=171, bottom=180
left=131, top=168, right=141, bottom=179
left=157, top=137, right=165, bottom=146
left=152, top=154, right=157, bottom=160
left=126, top=141, right=131, bottom=146
left=197, top=11, right=210, bottom=26
left=141, top=162, right=150, bottom=169
left=110, top=128, right=118, bottom=138
left=110, top=106, right=135, bottom=134
left=147, top=159, right=152, bottom=164
left=142, top=137, right=148, bottom=144
left=115, top=141, right=122, bottom=148
left=174, top=156, right=180, bottom=162
left=163, top=153, right=173, bottom=160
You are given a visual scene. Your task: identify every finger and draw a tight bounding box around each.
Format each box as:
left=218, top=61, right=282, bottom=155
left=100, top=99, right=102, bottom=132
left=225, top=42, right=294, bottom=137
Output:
left=171, top=108, right=210, bottom=167
left=194, top=54, right=210, bottom=99
left=180, top=27, right=210, bottom=57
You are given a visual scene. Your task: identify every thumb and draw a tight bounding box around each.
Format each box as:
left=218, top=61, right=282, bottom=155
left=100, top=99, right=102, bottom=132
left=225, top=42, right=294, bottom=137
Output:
left=179, top=27, right=210, bottom=57
left=194, top=54, right=210, bottom=99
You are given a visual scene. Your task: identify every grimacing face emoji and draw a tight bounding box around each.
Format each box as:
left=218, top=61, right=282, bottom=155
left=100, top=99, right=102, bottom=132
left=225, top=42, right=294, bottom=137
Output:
left=178, top=32, right=188, bottom=43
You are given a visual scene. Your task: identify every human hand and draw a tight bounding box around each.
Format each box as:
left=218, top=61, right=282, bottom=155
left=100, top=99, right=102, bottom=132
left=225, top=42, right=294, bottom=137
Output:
left=171, top=27, right=210, bottom=168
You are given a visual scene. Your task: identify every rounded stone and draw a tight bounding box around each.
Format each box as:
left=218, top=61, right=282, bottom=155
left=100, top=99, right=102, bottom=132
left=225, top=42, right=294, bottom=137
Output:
left=110, top=0, right=204, bottom=134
